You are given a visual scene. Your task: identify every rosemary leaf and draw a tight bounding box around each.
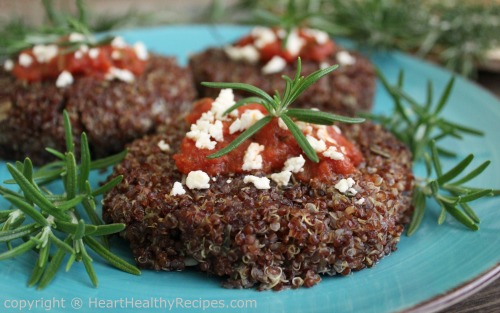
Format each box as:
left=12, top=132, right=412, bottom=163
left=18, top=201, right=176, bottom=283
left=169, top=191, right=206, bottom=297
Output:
left=0, top=223, right=40, bottom=243
left=49, top=232, right=74, bottom=254
left=224, top=96, right=270, bottom=116
left=460, top=203, right=480, bottom=224
left=54, top=220, right=97, bottom=236
left=434, top=77, right=455, bottom=115
left=280, top=114, right=318, bottom=163
left=63, top=111, right=74, bottom=154
left=6, top=164, right=70, bottom=222
left=91, top=223, right=126, bottom=237
left=3, top=196, right=49, bottom=227
left=406, top=187, right=426, bottom=236
left=90, top=150, right=128, bottom=170
left=79, top=132, right=91, bottom=192
left=37, top=237, right=71, bottom=290
left=91, top=176, right=123, bottom=197
left=65, top=152, right=77, bottom=200
left=436, top=154, right=474, bottom=185
left=443, top=202, right=479, bottom=231
left=286, top=108, right=365, bottom=124
left=45, top=148, right=66, bottom=160
left=83, top=236, right=141, bottom=276
left=0, top=239, right=37, bottom=261
left=55, top=195, right=86, bottom=211
left=458, top=189, right=493, bottom=203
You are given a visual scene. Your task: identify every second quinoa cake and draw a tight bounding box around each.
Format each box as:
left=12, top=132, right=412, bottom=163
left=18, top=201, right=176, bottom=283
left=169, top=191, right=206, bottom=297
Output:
left=103, top=87, right=414, bottom=290
left=189, top=26, right=375, bottom=116
left=0, top=34, right=196, bottom=164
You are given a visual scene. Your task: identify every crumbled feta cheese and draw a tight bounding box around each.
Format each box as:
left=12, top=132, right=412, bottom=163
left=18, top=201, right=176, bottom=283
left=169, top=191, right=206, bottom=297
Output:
left=242, top=143, right=264, bottom=171
left=111, top=50, right=121, bottom=60
left=323, top=146, right=345, bottom=160
left=212, top=177, right=217, bottom=182
left=278, top=118, right=288, bottom=130
left=209, top=120, right=224, bottom=142
left=303, top=28, right=329, bottom=44
left=226, top=179, right=232, bottom=184
left=3, top=59, right=14, bottom=71
left=320, top=62, right=330, bottom=69
left=229, top=118, right=242, bottom=134
left=133, top=42, right=149, bottom=60
left=74, top=51, right=83, bottom=59
left=19, top=53, right=33, bottom=67
left=316, top=127, right=337, bottom=144
left=224, top=45, right=260, bottom=64
left=235, top=109, right=265, bottom=132
left=79, top=45, right=89, bottom=53
left=251, top=26, right=277, bottom=49
left=355, top=198, right=365, bottom=205
left=306, top=135, right=327, bottom=152
left=283, top=155, right=305, bottom=173
left=270, top=171, right=292, bottom=186
left=296, top=121, right=313, bottom=134
left=186, top=171, right=211, bottom=189
left=88, top=48, right=99, bottom=59
left=262, top=55, right=287, bottom=74
left=55, top=71, right=74, bottom=88
left=170, top=182, right=186, bottom=196
left=111, top=36, right=127, bottom=48
left=243, top=175, right=270, bottom=189
left=33, top=44, right=58, bottom=63
left=107, top=67, right=135, bottom=83
left=333, top=125, right=342, bottom=134
left=69, top=32, right=86, bottom=42
left=211, top=89, right=237, bottom=120
left=186, top=110, right=224, bottom=150
left=335, top=178, right=357, bottom=195
left=285, top=29, right=306, bottom=56
left=157, top=140, right=170, bottom=151
left=336, top=51, right=356, bottom=66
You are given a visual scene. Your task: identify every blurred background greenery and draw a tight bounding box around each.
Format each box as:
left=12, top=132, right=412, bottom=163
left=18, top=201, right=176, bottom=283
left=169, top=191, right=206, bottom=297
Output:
left=0, top=0, right=499, bottom=78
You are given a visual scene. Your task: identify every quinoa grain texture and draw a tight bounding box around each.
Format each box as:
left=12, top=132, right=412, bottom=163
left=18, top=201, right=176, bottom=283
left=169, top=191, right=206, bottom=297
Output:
left=0, top=55, right=196, bottom=164
left=103, top=120, right=414, bottom=290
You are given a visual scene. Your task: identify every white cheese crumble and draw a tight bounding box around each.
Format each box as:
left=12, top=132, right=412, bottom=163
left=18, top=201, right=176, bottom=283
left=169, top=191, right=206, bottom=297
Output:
left=320, top=62, right=330, bottom=70
left=186, top=111, right=224, bottom=150
left=335, top=178, right=357, bottom=195
left=111, top=36, right=127, bottom=48
left=278, top=118, right=288, bottom=130
left=262, top=55, right=287, bottom=74
left=69, top=32, right=86, bottom=42
left=79, top=45, right=89, bottom=53
left=355, top=198, right=365, bottom=205
left=210, top=89, right=237, bottom=120
left=106, top=67, right=135, bottom=83
left=323, top=146, right=345, bottom=160
left=336, top=51, right=356, bottom=66
left=157, top=140, right=170, bottom=151
left=270, top=171, right=292, bottom=186
left=230, top=109, right=265, bottom=134
left=242, top=143, right=264, bottom=171
left=55, top=71, right=74, bottom=88
left=303, top=28, right=329, bottom=44
left=306, top=135, right=327, bottom=152
left=170, top=182, right=186, bottom=196
left=111, top=50, right=121, bottom=60
left=74, top=51, right=83, bottom=59
left=33, top=44, right=58, bottom=63
left=283, top=155, right=305, bottom=173
left=316, top=127, right=337, bottom=144
left=88, top=48, right=100, bottom=59
left=226, top=179, right=232, bottom=184
left=251, top=26, right=277, bottom=49
left=134, top=42, right=149, bottom=60
left=19, top=53, right=33, bottom=67
left=285, top=29, right=306, bottom=57
left=243, top=175, right=270, bottom=189
left=3, top=59, right=14, bottom=71
left=224, top=45, right=260, bottom=64
left=186, top=171, right=211, bottom=189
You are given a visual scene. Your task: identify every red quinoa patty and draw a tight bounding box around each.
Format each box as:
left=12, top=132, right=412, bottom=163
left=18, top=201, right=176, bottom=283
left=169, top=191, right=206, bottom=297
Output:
left=0, top=55, right=196, bottom=164
left=189, top=48, right=375, bottom=116
left=103, top=120, right=414, bottom=290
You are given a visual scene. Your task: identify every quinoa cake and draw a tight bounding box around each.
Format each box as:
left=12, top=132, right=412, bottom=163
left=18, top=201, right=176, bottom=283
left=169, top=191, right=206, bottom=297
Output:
left=189, top=27, right=375, bottom=116
left=103, top=89, right=414, bottom=290
left=0, top=34, right=196, bottom=164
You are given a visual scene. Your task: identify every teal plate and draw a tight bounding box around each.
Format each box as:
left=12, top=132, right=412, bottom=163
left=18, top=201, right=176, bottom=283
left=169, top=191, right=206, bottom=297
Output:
left=1, top=25, right=499, bottom=313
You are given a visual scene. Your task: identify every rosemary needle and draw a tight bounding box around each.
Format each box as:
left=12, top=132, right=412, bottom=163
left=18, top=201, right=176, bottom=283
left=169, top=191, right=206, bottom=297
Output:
left=0, top=110, right=140, bottom=290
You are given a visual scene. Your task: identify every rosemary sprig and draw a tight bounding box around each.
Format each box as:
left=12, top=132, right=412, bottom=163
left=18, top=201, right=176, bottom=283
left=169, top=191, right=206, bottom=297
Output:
left=201, top=58, right=364, bottom=162
left=0, top=110, right=140, bottom=289
left=369, top=71, right=499, bottom=235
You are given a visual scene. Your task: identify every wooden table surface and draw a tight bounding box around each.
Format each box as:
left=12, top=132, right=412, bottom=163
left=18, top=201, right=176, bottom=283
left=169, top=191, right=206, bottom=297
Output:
left=438, top=70, right=500, bottom=313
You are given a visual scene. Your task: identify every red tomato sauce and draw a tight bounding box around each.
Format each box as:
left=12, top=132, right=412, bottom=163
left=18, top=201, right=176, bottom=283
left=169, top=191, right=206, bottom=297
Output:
left=11, top=44, right=146, bottom=83
left=235, top=28, right=336, bottom=63
left=173, top=99, right=363, bottom=182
